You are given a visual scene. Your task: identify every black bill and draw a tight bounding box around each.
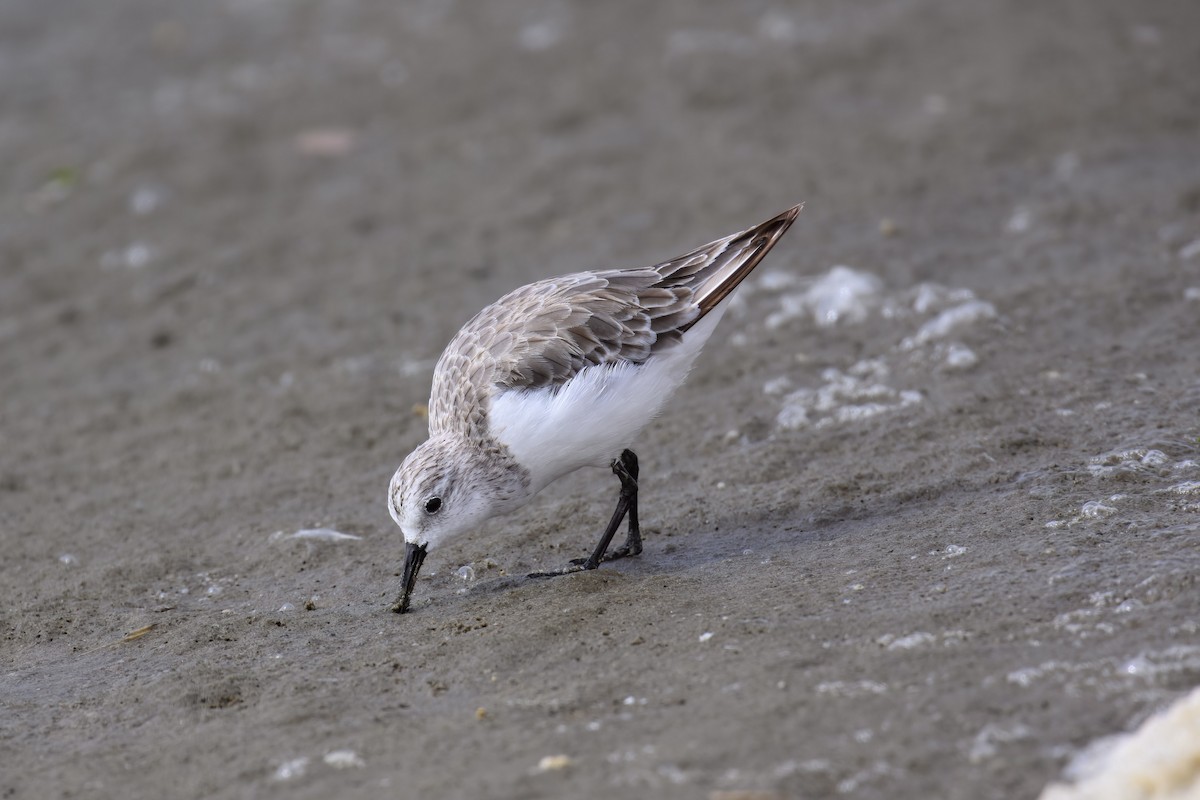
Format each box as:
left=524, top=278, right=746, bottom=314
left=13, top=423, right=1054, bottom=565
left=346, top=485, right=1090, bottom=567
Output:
left=391, top=541, right=428, bottom=614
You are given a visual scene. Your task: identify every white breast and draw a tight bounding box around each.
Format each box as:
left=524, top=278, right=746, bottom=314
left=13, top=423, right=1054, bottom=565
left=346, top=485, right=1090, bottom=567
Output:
left=489, top=308, right=725, bottom=494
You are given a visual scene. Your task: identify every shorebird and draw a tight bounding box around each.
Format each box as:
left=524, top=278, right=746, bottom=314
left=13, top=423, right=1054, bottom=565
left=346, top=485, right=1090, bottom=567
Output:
left=389, top=204, right=801, bottom=613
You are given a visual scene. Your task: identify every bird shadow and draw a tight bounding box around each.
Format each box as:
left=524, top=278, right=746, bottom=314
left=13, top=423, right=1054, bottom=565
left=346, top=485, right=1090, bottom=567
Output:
left=426, top=489, right=926, bottom=613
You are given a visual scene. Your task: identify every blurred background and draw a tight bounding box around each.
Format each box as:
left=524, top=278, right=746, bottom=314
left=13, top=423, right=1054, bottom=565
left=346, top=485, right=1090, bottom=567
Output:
left=3, top=1, right=1199, bottom=798
left=4, top=0, right=1197, bottom=374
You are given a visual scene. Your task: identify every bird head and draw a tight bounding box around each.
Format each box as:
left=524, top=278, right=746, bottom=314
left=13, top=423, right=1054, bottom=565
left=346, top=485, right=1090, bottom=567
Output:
left=387, top=435, right=524, bottom=613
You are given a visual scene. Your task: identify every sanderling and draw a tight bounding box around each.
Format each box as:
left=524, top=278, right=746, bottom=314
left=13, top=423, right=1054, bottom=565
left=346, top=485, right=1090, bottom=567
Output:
left=389, top=204, right=802, bottom=613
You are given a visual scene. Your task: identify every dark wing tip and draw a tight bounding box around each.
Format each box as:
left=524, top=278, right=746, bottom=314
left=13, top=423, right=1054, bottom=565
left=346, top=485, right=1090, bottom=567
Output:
left=743, top=203, right=804, bottom=250
left=767, top=202, right=804, bottom=230
left=679, top=203, right=804, bottom=326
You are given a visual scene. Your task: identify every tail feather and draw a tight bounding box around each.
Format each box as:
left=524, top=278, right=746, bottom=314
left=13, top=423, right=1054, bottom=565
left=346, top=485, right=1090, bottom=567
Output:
left=652, top=204, right=802, bottom=331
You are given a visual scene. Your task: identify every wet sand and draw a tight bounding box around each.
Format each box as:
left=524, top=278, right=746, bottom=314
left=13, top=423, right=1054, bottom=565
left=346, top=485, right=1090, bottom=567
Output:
left=3, top=1, right=1200, bottom=798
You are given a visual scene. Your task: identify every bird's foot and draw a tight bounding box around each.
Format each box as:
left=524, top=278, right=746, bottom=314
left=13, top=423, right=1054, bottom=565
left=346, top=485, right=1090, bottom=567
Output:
left=527, top=449, right=642, bottom=579
left=568, top=531, right=642, bottom=565
left=527, top=562, right=589, bottom=579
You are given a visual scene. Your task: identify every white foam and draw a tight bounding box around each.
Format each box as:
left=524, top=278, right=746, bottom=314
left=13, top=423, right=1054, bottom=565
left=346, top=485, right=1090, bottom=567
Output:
left=1007, top=665, right=1050, bottom=688
left=766, top=266, right=883, bottom=329
left=762, top=376, right=792, bottom=395
left=837, top=761, right=894, bottom=794
left=804, top=266, right=884, bottom=326
left=1087, top=448, right=1171, bottom=478
left=943, top=343, right=979, bottom=370
left=766, top=276, right=997, bottom=432
left=911, top=283, right=977, bottom=314
left=806, top=267, right=883, bottom=326
left=776, top=363, right=921, bottom=430
left=1039, top=686, right=1200, bottom=800
left=764, top=294, right=807, bottom=330
left=1053, top=607, right=1114, bottom=639
left=1142, top=451, right=1170, bottom=466
left=1011, top=646, right=1200, bottom=698
left=970, top=723, right=1031, bottom=764
left=272, top=757, right=309, bottom=781
left=776, top=402, right=809, bottom=429
left=902, top=300, right=996, bottom=349
left=877, top=631, right=936, bottom=650
left=755, top=269, right=798, bottom=291
left=1080, top=500, right=1117, bottom=518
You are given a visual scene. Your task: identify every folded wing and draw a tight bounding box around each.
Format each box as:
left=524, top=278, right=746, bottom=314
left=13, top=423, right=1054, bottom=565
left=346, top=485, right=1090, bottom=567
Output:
left=429, top=204, right=801, bottom=438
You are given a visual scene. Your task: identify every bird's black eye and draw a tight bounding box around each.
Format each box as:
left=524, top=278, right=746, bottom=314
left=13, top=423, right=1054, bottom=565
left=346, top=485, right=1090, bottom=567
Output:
left=424, top=497, right=442, bottom=514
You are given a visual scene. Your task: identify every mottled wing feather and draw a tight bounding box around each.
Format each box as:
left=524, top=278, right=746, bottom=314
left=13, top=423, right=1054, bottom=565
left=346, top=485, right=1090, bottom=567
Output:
left=428, top=205, right=800, bottom=438
left=428, top=273, right=673, bottom=436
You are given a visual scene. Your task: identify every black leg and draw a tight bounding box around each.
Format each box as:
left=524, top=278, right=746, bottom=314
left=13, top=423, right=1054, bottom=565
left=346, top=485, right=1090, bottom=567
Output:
left=528, top=449, right=642, bottom=578
left=585, top=449, right=641, bottom=562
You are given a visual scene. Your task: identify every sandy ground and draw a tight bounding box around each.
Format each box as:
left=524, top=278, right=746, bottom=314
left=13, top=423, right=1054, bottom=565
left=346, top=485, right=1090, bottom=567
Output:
left=3, top=1, right=1200, bottom=798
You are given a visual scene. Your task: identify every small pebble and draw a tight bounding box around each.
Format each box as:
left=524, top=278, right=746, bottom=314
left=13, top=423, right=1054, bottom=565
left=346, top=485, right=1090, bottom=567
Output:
left=535, top=754, right=572, bottom=772
left=288, top=528, right=360, bottom=542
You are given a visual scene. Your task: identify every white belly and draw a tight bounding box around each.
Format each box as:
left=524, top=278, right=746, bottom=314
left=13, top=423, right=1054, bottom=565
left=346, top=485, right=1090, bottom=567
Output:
left=489, top=308, right=725, bottom=494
